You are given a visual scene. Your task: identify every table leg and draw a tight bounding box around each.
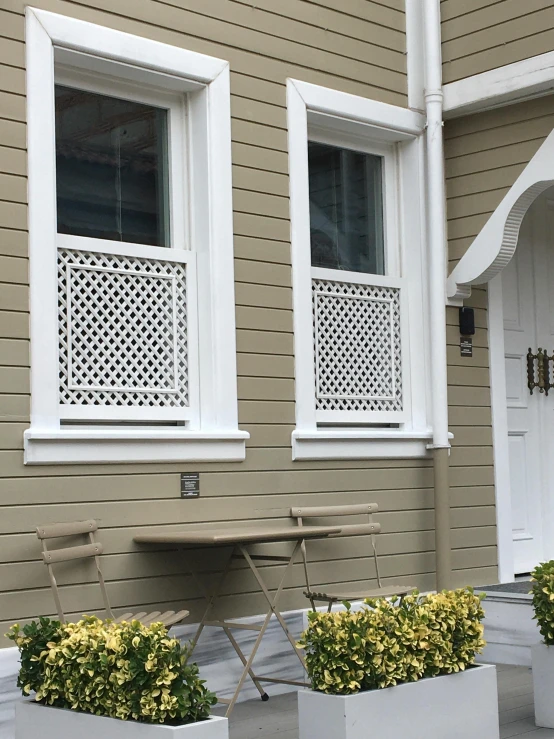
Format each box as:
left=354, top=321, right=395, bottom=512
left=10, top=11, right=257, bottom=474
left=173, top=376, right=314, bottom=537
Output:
left=223, top=542, right=305, bottom=715
left=224, top=605, right=272, bottom=715
left=240, top=542, right=307, bottom=669
left=187, top=546, right=236, bottom=654
left=184, top=547, right=267, bottom=703
left=222, top=626, right=267, bottom=700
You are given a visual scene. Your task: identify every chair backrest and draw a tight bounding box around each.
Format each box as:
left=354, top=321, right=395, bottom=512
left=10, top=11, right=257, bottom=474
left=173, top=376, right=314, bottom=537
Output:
left=290, top=503, right=383, bottom=597
left=36, top=520, right=113, bottom=622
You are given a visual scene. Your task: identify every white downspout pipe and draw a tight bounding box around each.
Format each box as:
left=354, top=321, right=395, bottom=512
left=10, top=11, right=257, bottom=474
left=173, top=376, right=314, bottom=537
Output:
left=423, top=0, right=452, bottom=590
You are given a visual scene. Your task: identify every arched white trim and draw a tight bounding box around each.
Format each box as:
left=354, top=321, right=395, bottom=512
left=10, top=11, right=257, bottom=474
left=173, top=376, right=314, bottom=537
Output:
left=447, top=128, right=554, bottom=300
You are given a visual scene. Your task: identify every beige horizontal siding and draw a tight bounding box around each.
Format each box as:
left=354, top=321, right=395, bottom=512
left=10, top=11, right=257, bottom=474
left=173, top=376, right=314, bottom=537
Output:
left=446, top=277, right=493, bottom=518
left=0, top=0, right=499, bottom=648
left=229, top=0, right=404, bottom=49
left=1, top=542, right=497, bottom=609
left=445, top=96, right=554, bottom=269
left=441, top=0, right=554, bottom=84
left=0, top=0, right=407, bottom=103
left=0, top=256, right=27, bottom=284
left=4, top=531, right=461, bottom=591
left=0, top=119, right=25, bottom=152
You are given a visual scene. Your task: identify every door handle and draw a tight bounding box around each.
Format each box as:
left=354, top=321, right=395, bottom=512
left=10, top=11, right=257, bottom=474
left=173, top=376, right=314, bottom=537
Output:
left=527, top=348, right=552, bottom=395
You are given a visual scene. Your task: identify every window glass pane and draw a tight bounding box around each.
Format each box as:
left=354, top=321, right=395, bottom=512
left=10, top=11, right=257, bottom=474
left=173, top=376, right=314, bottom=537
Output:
left=55, top=85, right=170, bottom=247
left=308, top=142, right=384, bottom=275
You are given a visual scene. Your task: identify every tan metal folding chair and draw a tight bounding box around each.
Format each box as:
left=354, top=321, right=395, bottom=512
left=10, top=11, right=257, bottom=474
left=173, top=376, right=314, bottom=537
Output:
left=36, top=519, right=189, bottom=627
left=291, top=503, right=417, bottom=611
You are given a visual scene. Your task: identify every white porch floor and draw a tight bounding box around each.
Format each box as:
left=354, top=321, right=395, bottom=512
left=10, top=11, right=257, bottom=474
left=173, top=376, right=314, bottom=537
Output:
left=212, top=665, right=554, bottom=739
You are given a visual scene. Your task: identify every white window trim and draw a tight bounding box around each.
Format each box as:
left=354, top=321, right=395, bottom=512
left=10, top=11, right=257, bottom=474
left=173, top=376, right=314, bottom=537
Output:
left=287, top=79, right=432, bottom=460
left=24, top=8, right=248, bottom=465
left=443, top=50, right=554, bottom=119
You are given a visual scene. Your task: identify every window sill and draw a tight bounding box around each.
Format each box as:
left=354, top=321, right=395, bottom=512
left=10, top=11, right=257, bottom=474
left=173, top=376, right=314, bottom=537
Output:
left=292, top=429, right=444, bottom=460
left=24, top=428, right=249, bottom=465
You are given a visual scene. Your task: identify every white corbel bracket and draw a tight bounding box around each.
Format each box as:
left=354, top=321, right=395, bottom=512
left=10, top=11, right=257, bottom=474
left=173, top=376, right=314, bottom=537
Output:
left=447, top=128, right=554, bottom=301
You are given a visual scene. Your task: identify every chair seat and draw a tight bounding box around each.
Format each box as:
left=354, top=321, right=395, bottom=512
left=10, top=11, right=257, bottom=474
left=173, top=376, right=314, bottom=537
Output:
left=115, top=609, right=189, bottom=627
left=305, top=585, right=416, bottom=602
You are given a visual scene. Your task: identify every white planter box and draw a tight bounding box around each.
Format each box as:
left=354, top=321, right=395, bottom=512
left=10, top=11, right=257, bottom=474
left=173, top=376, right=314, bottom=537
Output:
left=15, top=700, right=228, bottom=739
left=480, top=592, right=535, bottom=666
left=298, top=664, right=499, bottom=739
left=532, top=642, right=554, bottom=727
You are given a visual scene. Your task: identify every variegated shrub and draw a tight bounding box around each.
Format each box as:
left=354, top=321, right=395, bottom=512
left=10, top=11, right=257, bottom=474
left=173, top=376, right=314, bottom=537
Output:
left=8, top=615, right=216, bottom=725
left=531, top=561, right=554, bottom=645
left=297, top=587, right=486, bottom=695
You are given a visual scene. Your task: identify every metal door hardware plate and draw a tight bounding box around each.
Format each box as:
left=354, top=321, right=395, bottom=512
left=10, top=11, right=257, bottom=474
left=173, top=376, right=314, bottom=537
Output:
left=460, top=338, right=473, bottom=357
left=527, top=348, right=553, bottom=395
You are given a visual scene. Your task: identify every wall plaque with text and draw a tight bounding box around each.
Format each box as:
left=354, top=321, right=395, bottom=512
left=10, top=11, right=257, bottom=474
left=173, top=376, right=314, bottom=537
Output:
left=180, top=473, right=200, bottom=498
left=460, top=337, right=473, bottom=358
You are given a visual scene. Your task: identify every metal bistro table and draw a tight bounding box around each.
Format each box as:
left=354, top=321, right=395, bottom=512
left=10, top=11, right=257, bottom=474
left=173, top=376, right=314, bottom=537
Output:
left=134, top=525, right=341, bottom=715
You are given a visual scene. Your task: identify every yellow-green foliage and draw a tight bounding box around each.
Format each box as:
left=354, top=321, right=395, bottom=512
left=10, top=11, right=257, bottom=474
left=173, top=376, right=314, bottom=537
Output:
left=297, top=588, right=486, bottom=695
left=531, top=561, right=554, bottom=645
left=7, top=616, right=216, bottom=725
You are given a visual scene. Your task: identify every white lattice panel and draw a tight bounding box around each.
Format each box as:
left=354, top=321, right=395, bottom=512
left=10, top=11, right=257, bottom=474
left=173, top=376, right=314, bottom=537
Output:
left=58, top=248, right=188, bottom=410
left=312, top=278, right=403, bottom=413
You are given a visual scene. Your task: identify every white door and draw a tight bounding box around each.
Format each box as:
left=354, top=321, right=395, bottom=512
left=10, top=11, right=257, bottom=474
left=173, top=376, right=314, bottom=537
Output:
left=502, top=192, right=554, bottom=573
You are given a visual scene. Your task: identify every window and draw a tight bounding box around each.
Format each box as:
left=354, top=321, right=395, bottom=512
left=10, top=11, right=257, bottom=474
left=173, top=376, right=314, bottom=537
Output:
left=308, top=142, right=384, bottom=275
left=308, top=130, right=404, bottom=427
left=51, top=70, right=192, bottom=427
left=55, top=85, right=170, bottom=247
left=24, top=9, right=247, bottom=464
left=287, top=80, right=430, bottom=459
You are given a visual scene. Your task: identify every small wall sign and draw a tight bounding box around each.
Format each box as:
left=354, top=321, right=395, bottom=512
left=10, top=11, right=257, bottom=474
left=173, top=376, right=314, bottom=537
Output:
left=180, top=473, right=200, bottom=498
left=460, top=337, right=473, bottom=357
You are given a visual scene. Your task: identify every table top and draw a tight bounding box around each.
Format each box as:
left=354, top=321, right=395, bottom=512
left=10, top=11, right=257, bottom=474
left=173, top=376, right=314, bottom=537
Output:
left=133, top=524, right=342, bottom=546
